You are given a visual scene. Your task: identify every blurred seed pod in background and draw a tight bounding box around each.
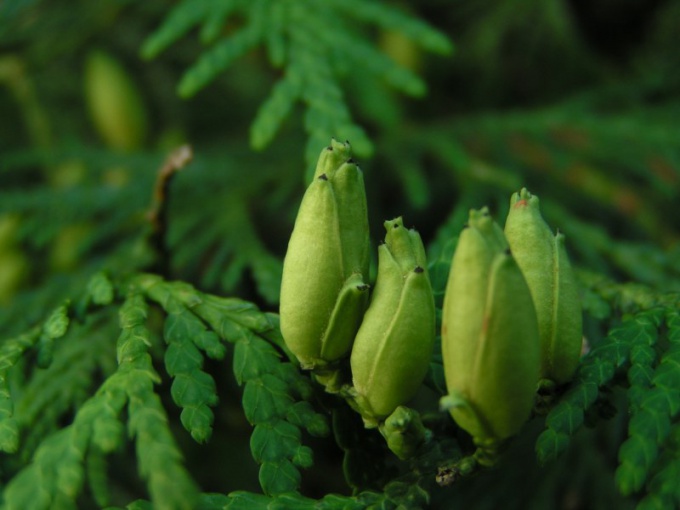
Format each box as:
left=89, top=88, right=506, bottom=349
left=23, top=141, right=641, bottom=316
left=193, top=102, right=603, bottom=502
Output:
left=84, top=49, right=148, bottom=152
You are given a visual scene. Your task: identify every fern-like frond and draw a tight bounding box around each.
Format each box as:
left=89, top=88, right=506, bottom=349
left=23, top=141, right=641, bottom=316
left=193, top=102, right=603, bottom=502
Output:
left=444, top=97, right=680, bottom=242
left=578, top=270, right=679, bottom=315
left=178, top=23, right=262, bottom=99
left=536, top=308, right=664, bottom=465
left=615, top=309, right=680, bottom=498
left=160, top=299, right=224, bottom=444
left=0, top=302, right=71, bottom=454
left=14, top=316, right=117, bottom=461
left=168, top=157, right=290, bottom=304
left=0, top=271, right=115, bottom=459
left=142, top=0, right=453, bottom=172
left=636, top=421, right=680, bottom=510
left=0, top=328, right=41, bottom=454
left=3, top=290, right=200, bottom=510
left=325, top=0, right=452, bottom=54
left=140, top=0, right=214, bottom=58
left=136, top=274, right=329, bottom=496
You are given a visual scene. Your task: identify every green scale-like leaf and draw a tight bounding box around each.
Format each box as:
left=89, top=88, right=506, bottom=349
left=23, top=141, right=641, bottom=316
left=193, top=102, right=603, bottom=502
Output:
left=285, top=401, right=330, bottom=437
left=0, top=299, right=84, bottom=454
left=251, top=70, right=302, bottom=150
left=117, top=293, right=199, bottom=510
left=43, top=304, right=70, bottom=340
left=242, top=373, right=295, bottom=426
left=536, top=309, right=663, bottom=465
left=0, top=327, right=41, bottom=453
left=232, top=330, right=282, bottom=385
left=258, top=458, right=302, bottom=496
left=635, top=421, right=680, bottom=510
left=178, top=24, right=262, bottom=98
left=137, top=276, right=328, bottom=496
left=162, top=305, right=220, bottom=443
left=13, top=319, right=117, bottom=463
left=250, top=420, right=302, bottom=463
left=36, top=303, right=71, bottom=368
left=86, top=272, right=115, bottom=306
left=142, top=277, right=228, bottom=444
left=3, top=291, right=198, bottom=510
left=615, top=310, right=680, bottom=497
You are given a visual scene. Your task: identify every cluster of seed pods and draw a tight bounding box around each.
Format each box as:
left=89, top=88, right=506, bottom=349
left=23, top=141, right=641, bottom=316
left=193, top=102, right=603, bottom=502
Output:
left=441, top=190, right=582, bottom=449
left=280, top=140, right=582, bottom=442
left=280, top=140, right=435, bottom=427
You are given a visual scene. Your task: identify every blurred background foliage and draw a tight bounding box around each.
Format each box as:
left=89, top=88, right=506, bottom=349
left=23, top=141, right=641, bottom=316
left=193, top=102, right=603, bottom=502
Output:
left=0, top=0, right=679, bottom=508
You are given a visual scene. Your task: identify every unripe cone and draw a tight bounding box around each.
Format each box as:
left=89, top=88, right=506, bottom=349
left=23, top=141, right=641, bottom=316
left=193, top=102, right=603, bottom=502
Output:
left=280, top=140, right=370, bottom=369
left=504, top=188, right=582, bottom=385
left=351, top=218, right=435, bottom=426
left=441, top=208, right=540, bottom=442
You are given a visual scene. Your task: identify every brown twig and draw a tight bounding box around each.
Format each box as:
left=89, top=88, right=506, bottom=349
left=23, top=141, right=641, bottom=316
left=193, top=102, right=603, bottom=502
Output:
left=146, top=144, right=193, bottom=276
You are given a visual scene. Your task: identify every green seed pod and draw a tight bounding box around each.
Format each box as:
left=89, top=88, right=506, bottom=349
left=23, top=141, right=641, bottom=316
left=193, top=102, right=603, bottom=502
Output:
left=441, top=207, right=540, bottom=443
left=84, top=50, right=148, bottom=151
left=280, top=140, right=370, bottom=369
left=504, top=188, right=582, bottom=385
left=350, top=218, right=435, bottom=426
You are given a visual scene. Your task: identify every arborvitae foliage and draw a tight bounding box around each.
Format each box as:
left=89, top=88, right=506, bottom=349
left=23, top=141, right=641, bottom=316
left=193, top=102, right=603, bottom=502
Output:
left=141, top=0, right=452, bottom=174
left=1, top=1, right=680, bottom=509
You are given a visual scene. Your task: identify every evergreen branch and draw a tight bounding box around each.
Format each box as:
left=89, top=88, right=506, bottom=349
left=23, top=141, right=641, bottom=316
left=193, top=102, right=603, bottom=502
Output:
left=545, top=202, right=680, bottom=291
left=85, top=447, right=109, bottom=508
left=116, top=290, right=200, bottom=509
left=136, top=275, right=329, bottom=496
left=3, top=290, right=199, bottom=509
left=142, top=0, right=452, bottom=167
left=324, top=0, right=453, bottom=55
left=536, top=308, right=665, bottom=465
left=0, top=327, right=41, bottom=453
left=140, top=0, right=213, bottom=59
left=391, top=151, right=430, bottom=209
left=250, top=71, right=302, bottom=150
left=615, top=310, right=680, bottom=497
left=299, top=47, right=372, bottom=176
left=178, top=24, right=263, bottom=98
left=636, top=422, right=680, bottom=510
left=0, top=302, right=71, bottom=453
left=444, top=104, right=680, bottom=246
left=139, top=278, right=226, bottom=444
left=199, top=0, right=245, bottom=45
left=0, top=271, right=114, bottom=454
left=314, top=25, right=426, bottom=97
left=169, top=192, right=284, bottom=305
left=35, top=303, right=70, bottom=368
left=84, top=272, right=116, bottom=308
left=577, top=270, right=679, bottom=315
left=2, top=361, right=126, bottom=509
left=15, top=318, right=117, bottom=460
left=262, top=0, right=286, bottom=67
left=162, top=300, right=222, bottom=443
